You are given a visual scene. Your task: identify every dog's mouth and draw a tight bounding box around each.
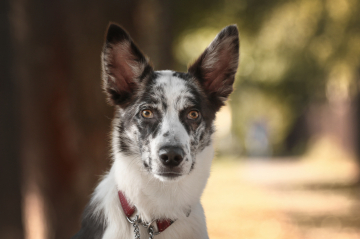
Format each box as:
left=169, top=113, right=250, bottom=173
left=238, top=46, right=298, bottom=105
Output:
left=156, top=172, right=182, bottom=178
left=154, top=170, right=183, bottom=180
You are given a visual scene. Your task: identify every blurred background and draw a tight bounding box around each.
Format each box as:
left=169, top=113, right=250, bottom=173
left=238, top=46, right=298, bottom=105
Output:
left=1, top=0, right=360, bottom=238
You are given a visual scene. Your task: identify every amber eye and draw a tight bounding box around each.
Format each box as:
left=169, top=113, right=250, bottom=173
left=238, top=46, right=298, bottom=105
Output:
left=187, top=110, right=200, bottom=120
left=141, top=109, right=153, bottom=118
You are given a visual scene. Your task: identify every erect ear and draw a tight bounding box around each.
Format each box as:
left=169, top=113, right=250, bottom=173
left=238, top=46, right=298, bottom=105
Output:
left=102, top=23, right=153, bottom=106
left=188, top=25, right=239, bottom=110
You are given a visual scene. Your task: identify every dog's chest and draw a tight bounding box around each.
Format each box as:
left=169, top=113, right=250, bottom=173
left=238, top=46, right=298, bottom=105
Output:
left=101, top=202, right=208, bottom=239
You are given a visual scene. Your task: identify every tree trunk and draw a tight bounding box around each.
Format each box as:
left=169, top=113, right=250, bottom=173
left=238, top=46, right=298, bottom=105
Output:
left=0, top=0, right=24, bottom=238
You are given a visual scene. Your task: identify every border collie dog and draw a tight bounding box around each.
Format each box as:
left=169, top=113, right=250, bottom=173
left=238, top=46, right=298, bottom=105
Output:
left=73, top=23, right=239, bottom=239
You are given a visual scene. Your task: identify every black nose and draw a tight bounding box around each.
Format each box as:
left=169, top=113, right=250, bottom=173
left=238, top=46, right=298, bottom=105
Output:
left=158, top=146, right=184, bottom=167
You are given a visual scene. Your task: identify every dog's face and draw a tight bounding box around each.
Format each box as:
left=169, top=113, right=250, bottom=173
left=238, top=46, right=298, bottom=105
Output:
left=102, top=24, right=239, bottom=181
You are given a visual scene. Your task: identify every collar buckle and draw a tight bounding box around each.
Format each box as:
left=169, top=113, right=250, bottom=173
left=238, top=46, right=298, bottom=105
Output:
left=143, top=219, right=161, bottom=236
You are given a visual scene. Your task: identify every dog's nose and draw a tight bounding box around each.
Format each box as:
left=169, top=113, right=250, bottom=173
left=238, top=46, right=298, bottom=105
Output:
left=159, top=146, right=184, bottom=167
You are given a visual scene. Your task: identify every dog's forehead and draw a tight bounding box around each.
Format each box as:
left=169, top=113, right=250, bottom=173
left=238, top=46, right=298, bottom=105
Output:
left=150, top=70, right=198, bottom=110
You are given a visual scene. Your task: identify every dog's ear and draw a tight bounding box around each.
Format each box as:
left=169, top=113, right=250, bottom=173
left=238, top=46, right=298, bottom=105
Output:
left=188, top=25, right=239, bottom=110
left=102, top=23, right=153, bottom=106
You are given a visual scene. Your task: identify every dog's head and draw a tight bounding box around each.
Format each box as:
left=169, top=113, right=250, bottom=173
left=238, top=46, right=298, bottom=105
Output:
left=102, top=24, right=239, bottom=181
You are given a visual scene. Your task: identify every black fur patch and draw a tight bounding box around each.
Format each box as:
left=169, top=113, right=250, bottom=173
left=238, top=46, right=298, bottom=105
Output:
left=190, top=162, right=195, bottom=172
left=118, top=123, right=133, bottom=156
left=106, top=23, right=130, bottom=44
left=173, top=71, right=192, bottom=80
left=106, top=88, right=133, bottom=106
left=71, top=203, right=106, bottom=239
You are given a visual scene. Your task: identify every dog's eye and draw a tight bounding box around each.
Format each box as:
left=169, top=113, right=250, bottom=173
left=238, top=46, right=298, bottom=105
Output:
left=141, top=109, right=153, bottom=118
left=187, top=110, right=200, bottom=120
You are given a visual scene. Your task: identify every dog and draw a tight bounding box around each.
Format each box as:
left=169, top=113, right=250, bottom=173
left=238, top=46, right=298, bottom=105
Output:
left=72, top=23, right=239, bottom=239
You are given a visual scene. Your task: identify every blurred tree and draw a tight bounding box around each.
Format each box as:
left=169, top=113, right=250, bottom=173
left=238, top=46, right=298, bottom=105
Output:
left=12, top=0, right=113, bottom=237
left=0, top=0, right=24, bottom=238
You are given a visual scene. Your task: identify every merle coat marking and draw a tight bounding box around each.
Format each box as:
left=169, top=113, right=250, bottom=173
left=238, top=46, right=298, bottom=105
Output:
left=72, top=23, right=239, bottom=239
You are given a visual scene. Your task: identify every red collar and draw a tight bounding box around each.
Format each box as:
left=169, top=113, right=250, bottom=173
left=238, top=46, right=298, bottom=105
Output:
left=118, top=191, right=174, bottom=233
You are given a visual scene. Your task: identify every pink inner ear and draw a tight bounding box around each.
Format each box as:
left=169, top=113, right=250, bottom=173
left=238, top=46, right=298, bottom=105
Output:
left=203, top=48, right=233, bottom=92
left=110, top=43, right=139, bottom=93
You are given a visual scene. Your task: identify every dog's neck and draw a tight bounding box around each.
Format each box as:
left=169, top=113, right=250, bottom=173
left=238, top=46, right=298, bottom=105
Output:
left=110, top=144, right=214, bottom=222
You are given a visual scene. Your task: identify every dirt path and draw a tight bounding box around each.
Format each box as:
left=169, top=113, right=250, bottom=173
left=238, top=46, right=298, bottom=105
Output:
left=202, top=158, right=360, bottom=239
